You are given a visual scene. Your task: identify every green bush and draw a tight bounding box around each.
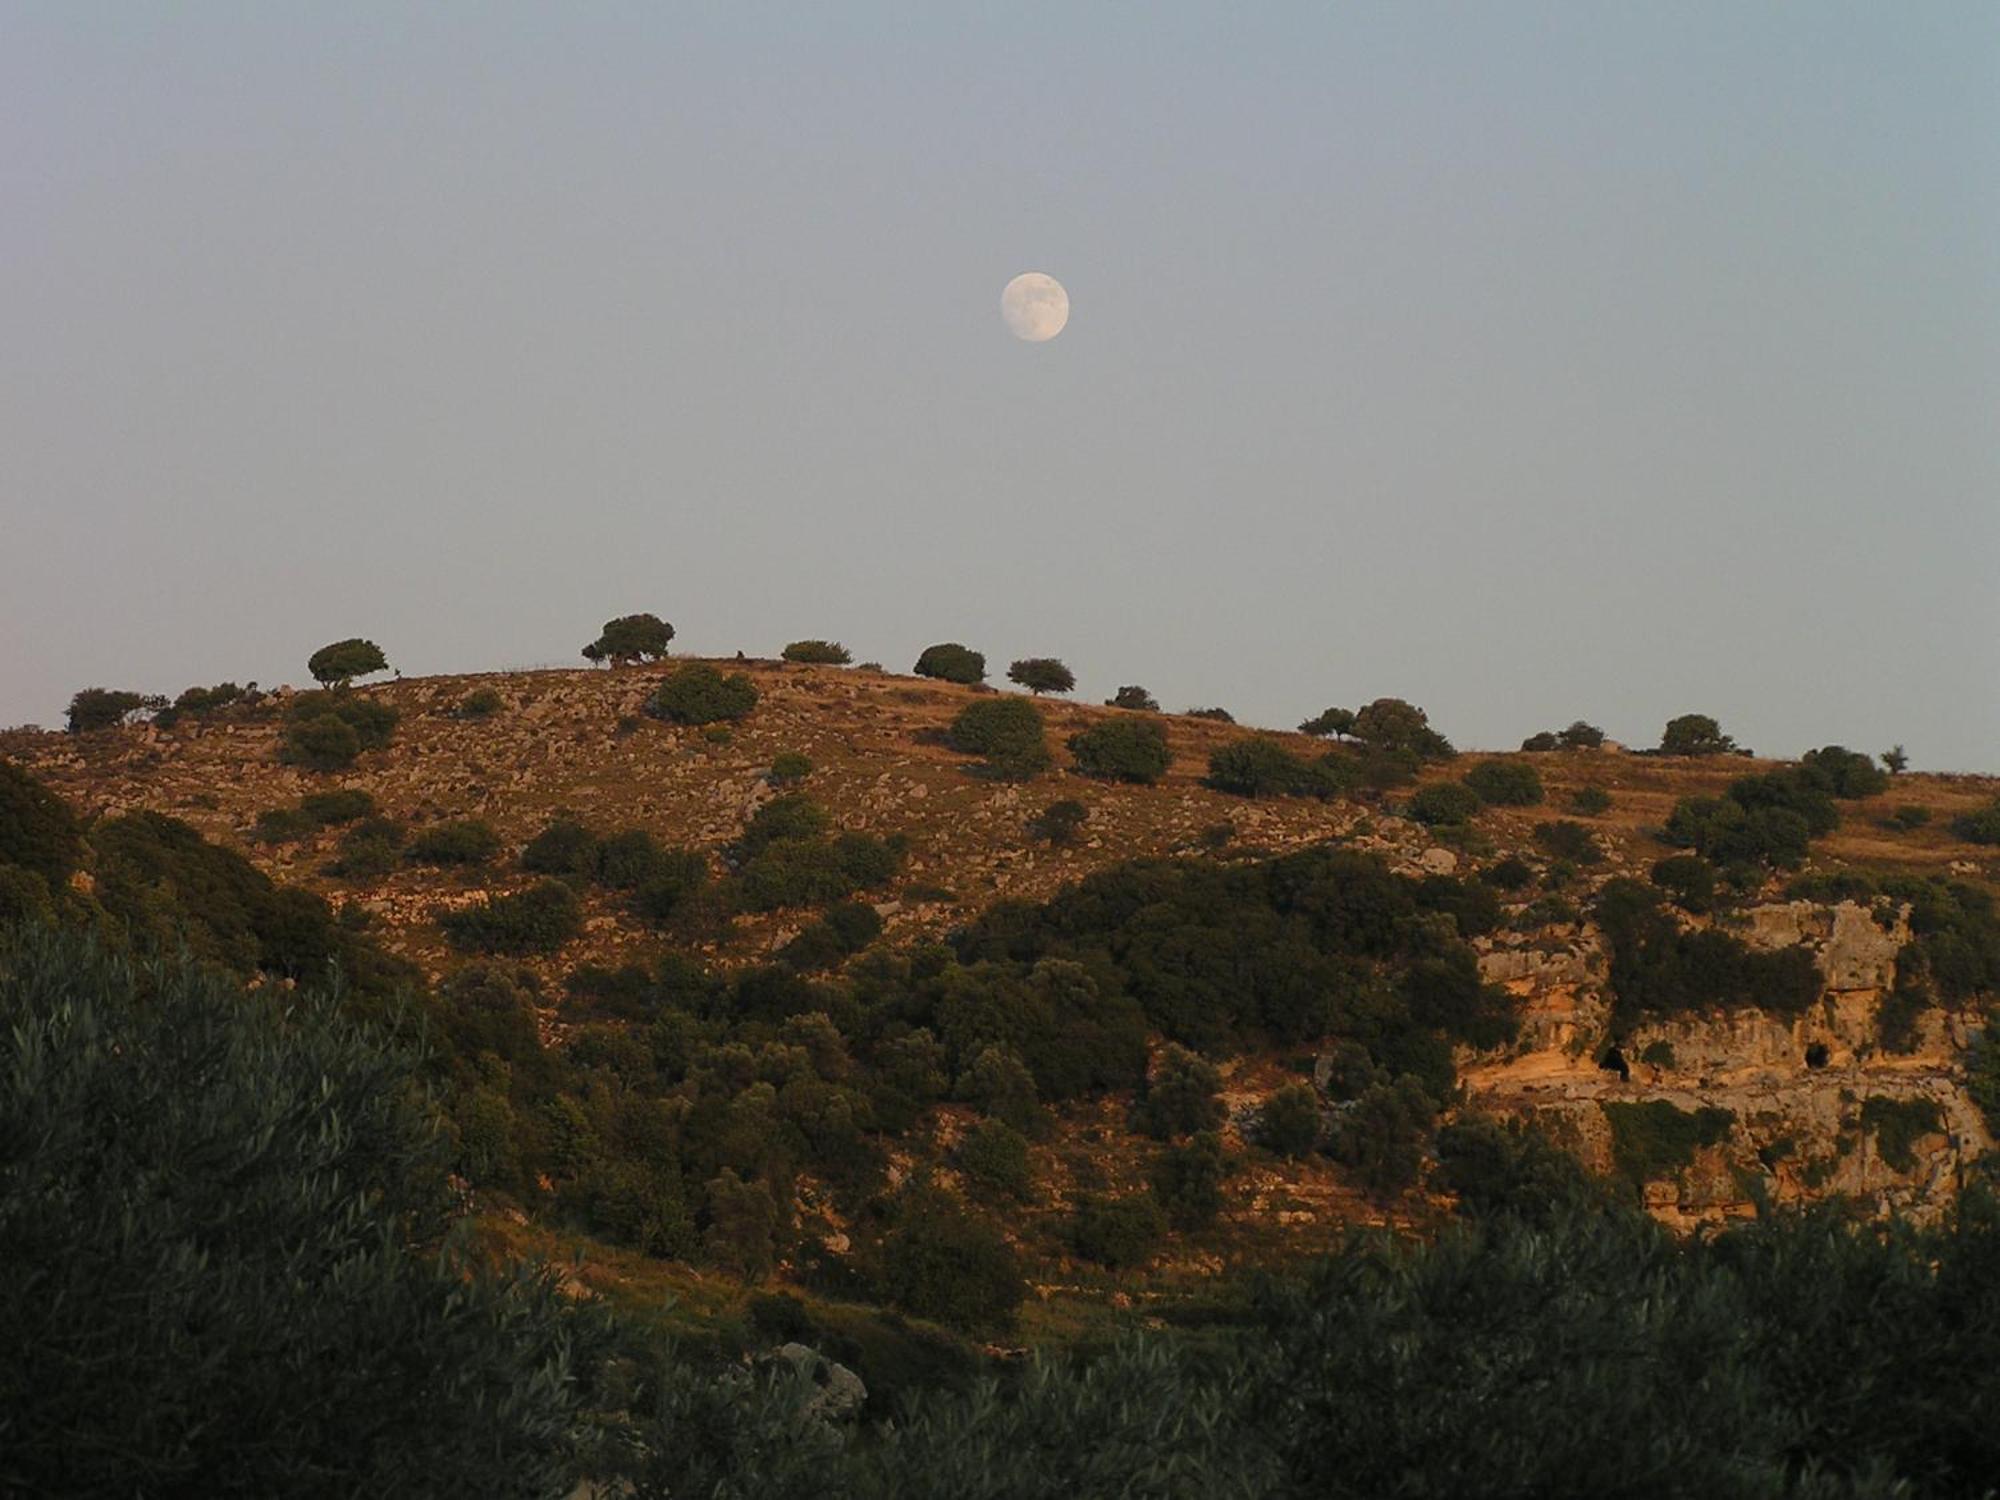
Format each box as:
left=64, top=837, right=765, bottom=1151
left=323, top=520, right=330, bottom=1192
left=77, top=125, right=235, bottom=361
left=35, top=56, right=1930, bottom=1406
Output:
left=1650, top=854, right=1719, bottom=913
left=1462, top=760, right=1544, bottom=807
left=1559, top=721, right=1606, bottom=749
left=1327, top=1075, right=1438, bottom=1197
left=580, top=613, right=672, bottom=665
left=1952, top=797, right=2000, bottom=846
left=1480, top=855, right=1534, bottom=890
left=253, top=808, right=317, bottom=844
left=913, top=643, right=986, bottom=684
left=1027, top=799, right=1088, bottom=846
left=1663, top=795, right=1811, bottom=869
left=306, top=638, right=389, bottom=687
left=1352, top=698, right=1454, bottom=759
left=1602, top=1099, right=1734, bottom=1183
left=1068, top=1193, right=1166, bottom=1268
left=458, top=687, right=503, bottom=718
left=1203, top=739, right=1344, bottom=799
left=1532, top=820, right=1602, bottom=864
left=1596, top=879, right=1822, bottom=1028
left=1658, top=713, right=1737, bottom=756
left=1520, top=731, right=1560, bottom=752
left=781, top=639, right=851, bottom=665
left=877, top=1188, right=1024, bottom=1333
left=1887, top=805, right=1931, bottom=831
left=1107, top=685, right=1160, bottom=711
left=953, top=1119, right=1034, bottom=1199
left=631, top=849, right=710, bottom=925
left=1068, top=718, right=1170, bottom=784
left=1800, top=744, right=1890, bottom=799
left=646, top=664, right=758, bottom=725
left=1253, top=1083, right=1323, bottom=1157
left=1007, top=658, right=1075, bottom=695
left=768, top=752, right=813, bottom=784
left=1185, top=706, right=1235, bottom=723
left=947, top=697, right=1050, bottom=779
left=300, top=788, right=376, bottom=826
left=735, top=829, right=904, bottom=913
left=1408, top=782, right=1482, bottom=827
left=326, top=819, right=404, bottom=881
left=522, top=817, right=598, bottom=876
left=1134, top=1045, right=1225, bottom=1140
left=1570, top=786, right=1612, bottom=816
left=1299, top=707, right=1357, bottom=740
left=440, top=880, right=583, bottom=955
left=741, top=794, right=833, bottom=854
left=0, top=760, right=83, bottom=886
left=65, top=688, right=158, bottom=734
left=1431, top=1115, right=1616, bottom=1225
left=1150, top=1132, right=1227, bottom=1231
left=406, top=819, right=502, bottom=867
left=281, top=713, right=362, bottom=770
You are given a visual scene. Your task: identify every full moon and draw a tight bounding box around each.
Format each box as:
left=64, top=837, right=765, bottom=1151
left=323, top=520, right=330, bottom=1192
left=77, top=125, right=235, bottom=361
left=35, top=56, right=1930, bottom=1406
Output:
left=1001, top=272, right=1069, bottom=342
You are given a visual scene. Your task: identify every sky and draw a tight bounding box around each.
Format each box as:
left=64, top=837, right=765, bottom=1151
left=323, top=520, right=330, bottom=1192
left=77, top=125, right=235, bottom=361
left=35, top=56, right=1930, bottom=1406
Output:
left=3, top=4, right=1996, bottom=768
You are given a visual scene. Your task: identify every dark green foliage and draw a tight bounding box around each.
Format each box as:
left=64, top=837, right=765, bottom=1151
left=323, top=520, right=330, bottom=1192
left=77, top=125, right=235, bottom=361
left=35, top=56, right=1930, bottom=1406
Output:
left=1953, top=797, right=2000, bottom=845
left=326, top=818, right=404, bottom=880
left=947, top=696, right=1051, bottom=779
left=1559, top=720, right=1606, bottom=749
left=778, top=900, right=883, bottom=971
left=441, top=879, right=583, bottom=955
left=1859, top=1096, right=1943, bottom=1173
left=1659, top=712, right=1738, bottom=756
left=594, top=828, right=671, bottom=890
left=1462, top=759, right=1544, bottom=806
left=1519, top=731, right=1560, bottom=752
left=1881, top=745, right=1910, bottom=774
left=459, top=686, right=504, bottom=718
left=1596, top=879, right=1822, bottom=1030
left=1884, top=875, right=2000, bottom=1004
left=1532, top=819, right=1602, bottom=864
left=155, top=680, right=254, bottom=726
left=1480, top=855, right=1534, bottom=890
left=1570, top=785, right=1612, bottom=816
left=1135, top=1044, right=1225, bottom=1140
left=282, top=711, right=361, bottom=769
left=734, top=807, right=905, bottom=912
left=1651, top=854, right=1720, bottom=913
left=66, top=687, right=161, bottom=733
left=1007, top=657, right=1076, bottom=695
left=1203, top=738, right=1345, bottom=799
left=581, top=613, right=673, bottom=664
left=1800, top=745, right=1890, bottom=799
left=959, top=1044, right=1046, bottom=1135
left=300, top=787, right=375, bottom=825
left=781, top=639, right=851, bottom=665
left=1150, top=1132, right=1227, bottom=1231
left=0, top=760, right=82, bottom=886
left=646, top=663, right=758, bottom=725
left=743, top=794, right=833, bottom=853
left=954, top=1119, right=1034, bottom=1199
left=768, top=751, right=813, bottom=783
left=1414, top=875, right=1502, bottom=941
left=406, top=818, right=502, bottom=866
left=1299, top=706, right=1357, bottom=740
left=1068, top=717, right=1171, bottom=784
left=1027, top=799, right=1088, bottom=845
left=1327, top=1075, right=1438, bottom=1196
left=1729, top=768, right=1841, bottom=837
left=1253, top=1084, right=1323, bottom=1157
left=523, top=817, right=597, bottom=876
left=877, top=1188, right=1024, bottom=1333
left=1186, top=706, right=1236, bottom=723
left=307, top=637, right=389, bottom=687
left=1108, top=685, right=1160, bottom=711
left=1068, top=1193, right=1166, bottom=1268
left=1602, top=1099, right=1735, bottom=1183
left=1351, top=698, right=1454, bottom=759
left=1407, top=781, right=1482, bottom=827
left=913, top=643, right=986, bottom=684
left=630, top=848, right=710, bottom=924
left=0, top=930, right=609, bottom=1498
left=253, top=806, right=317, bottom=844
left=1664, top=795, right=1812, bottom=869
left=1886, top=804, right=1930, bottom=831
left=1432, top=1115, right=1617, bottom=1225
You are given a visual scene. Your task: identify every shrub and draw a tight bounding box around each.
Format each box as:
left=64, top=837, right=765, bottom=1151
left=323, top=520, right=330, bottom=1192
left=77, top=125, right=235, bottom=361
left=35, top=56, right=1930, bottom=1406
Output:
left=1800, top=745, right=1889, bottom=799
left=646, top=664, right=758, bottom=725
left=306, top=638, right=388, bottom=688
left=253, top=808, right=316, bottom=844
left=1150, top=1132, right=1227, bottom=1231
left=1006, top=658, right=1075, bottom=696
left=741, top=794, right=833, bottom=854
left=1881, top=745, right=1910, bottom=774
left=768, top=752, right=813, bottom=784
left=1327, top=1075, right=1438, bottom=1197
left=440, top=880, right=583, bottom=955
left=1952, top=798, right=2000, bottom=846
left=947, top=697, right=1050, bottom=779
left=1431, top=1115, right=1615, bottom=1225
left=1650, top=854, right=1718, bottom=914
left=0, top=760, right=84, bottom=886
left=1299, top=707, right=1357, bottom=740
left=1887, top=805, right=1931, bottom=831
left=878, top=1188, right=1024, bottom=1332
left=1859, top=1097, right=1943, bottom=1173
left=781, top=639, right=851, bottom=665
left=326, top=820, right=404, bottom=881
left=1068, top=1193, right=1165, bottom=1268
left=630, top=849, right=710, bottom=924
left=1596, top=879, right=1823, bottom=1028
left=1134, top=1045, right=1224, bottom=1140
left=593, top=828, right=673, bottom=890
left=1729, top=769, right=1840, bottom=838
left=1559, top=721, right=1605, bottom=749
left=66, top=688, right=158, bottom=734
left=281, top=713, right=362, bottom=771
left=1407, top=782, right=1482, bottom=828
left=1108, top=686, right=1160, bottom=712
left=913, top=643, right=986, bottom=684
left=960, top=1045, right=1044, bottom=1137
left=1533, top=820, right=1602, bottom=864
left=735, top=829, right=904, bottom=913
left=1352, top=698, right=1453, bottom=759
left=1520, top=731, right=1560, bottom=752
left=1185, top=706, right=1235, bottom=723
left=405, top=820, right=501, bottom=867
left=580, top=613, right=672, bottom=665
left=300, top=788, right=376, bottom=826
left=1658, top=713, right=1737, bottom=756
left=458, top=687, right=503, bottom=718
left=1462, top=760, right=1543, bottom=807
left=1069, top=718, right=1170, bottom=784
left=1663, top=796, right=1811, bottom=869
left=1253, top=1084, right=1322, bottom=1157
left=522, top=818, right=598, bottom=876
left=1204, top=739, right=1343, bottom=799
left=954, top=1119, right=1033, bottom=1199
left=1027, top=800, right=1088, bottom=846
left=1481, top=855, right=1535, bottom=890
left=1602, top=1100, right=1734, bottom=1183
left=1414, top=874, right=1502, bottom=939
left=1570, top=786, right=1612, bottom=816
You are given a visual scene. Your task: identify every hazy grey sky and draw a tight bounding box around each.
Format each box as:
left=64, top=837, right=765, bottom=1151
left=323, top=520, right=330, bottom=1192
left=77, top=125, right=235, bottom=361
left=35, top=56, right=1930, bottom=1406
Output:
left=4, top=4, right=1996, bottom=767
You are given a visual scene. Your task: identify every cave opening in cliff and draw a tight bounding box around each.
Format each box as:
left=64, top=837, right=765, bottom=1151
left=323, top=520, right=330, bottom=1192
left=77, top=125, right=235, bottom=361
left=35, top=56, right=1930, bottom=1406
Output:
left=1805, top=1043, right=1830, bottom=1069
left=1599, top=1045, right=1630, bottom=1083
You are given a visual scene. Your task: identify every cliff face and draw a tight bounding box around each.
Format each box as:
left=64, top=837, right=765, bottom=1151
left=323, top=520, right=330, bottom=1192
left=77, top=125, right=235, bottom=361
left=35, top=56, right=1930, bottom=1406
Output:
left=1463, top=899, right=1988, bottom=1227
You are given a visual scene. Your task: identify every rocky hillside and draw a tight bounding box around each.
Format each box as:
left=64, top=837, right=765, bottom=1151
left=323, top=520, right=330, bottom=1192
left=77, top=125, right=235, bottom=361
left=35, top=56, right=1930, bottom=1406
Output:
left=7, top=658, right=1998, bottom=1243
